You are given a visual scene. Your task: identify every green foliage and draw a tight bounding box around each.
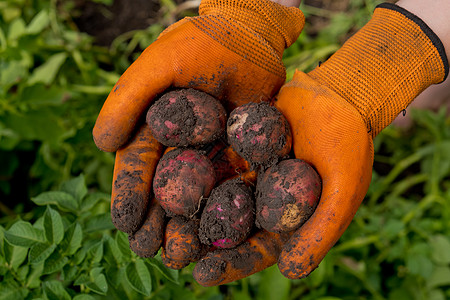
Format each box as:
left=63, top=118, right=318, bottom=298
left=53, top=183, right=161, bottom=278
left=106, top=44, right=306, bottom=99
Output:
left=0, top=174, right=198, bottom=299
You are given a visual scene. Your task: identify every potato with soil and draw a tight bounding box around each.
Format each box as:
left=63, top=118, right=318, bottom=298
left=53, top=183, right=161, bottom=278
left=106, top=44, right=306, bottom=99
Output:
left=146, top=88, right=227, bottom=147
left=153, top=148, right=216, bottom=217
left=227, top=102, right=292, bottom=168
left=199, top=179, right=254, bottom=249
left=256, top=159, right=321, bottom=233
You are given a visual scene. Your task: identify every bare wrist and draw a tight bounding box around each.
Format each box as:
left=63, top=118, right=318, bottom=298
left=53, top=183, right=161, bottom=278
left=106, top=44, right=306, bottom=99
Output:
left=269, top=0, right=301, bottom=8
left=396, top=0, right=450, bottom=60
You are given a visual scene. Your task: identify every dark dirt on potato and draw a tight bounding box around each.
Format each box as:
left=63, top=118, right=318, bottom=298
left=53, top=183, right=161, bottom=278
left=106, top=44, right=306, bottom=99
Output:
left=227, top=102, right=291, bottom=169
left=199, top=179, right=254, bottom=248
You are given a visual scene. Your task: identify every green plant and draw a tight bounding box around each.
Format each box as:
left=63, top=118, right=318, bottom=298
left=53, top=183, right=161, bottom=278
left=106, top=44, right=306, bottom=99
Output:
left=0, top=175, right=222, bottom=299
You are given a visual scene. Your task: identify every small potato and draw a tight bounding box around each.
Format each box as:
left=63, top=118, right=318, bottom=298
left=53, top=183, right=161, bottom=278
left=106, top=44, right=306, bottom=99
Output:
left=227, top=102, right=292, bottom=168
left=199, top=179, right=254, bottom=249
left=255, top=159, right=321, bottom=233
left=147, top=89, right=227, bottom=147
left=153, top=148, right=216, bottom=217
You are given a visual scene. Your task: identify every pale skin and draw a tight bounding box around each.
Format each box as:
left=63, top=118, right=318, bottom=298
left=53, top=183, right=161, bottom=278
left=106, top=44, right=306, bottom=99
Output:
left=269, top=0, right=450, bottom=128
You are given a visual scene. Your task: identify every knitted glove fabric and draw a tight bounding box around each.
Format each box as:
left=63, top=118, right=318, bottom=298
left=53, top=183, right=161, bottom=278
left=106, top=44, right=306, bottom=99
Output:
left=93, top=0, right=304, bottom=152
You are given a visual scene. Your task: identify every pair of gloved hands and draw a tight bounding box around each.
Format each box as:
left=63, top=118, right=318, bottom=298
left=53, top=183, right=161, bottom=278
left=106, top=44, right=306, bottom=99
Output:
left=93, top=0, right=448, bottom=287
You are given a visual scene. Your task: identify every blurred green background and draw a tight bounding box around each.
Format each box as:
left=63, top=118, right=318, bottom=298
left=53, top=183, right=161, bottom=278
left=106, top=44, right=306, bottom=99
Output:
left=1, top=0, right=449, bottom=299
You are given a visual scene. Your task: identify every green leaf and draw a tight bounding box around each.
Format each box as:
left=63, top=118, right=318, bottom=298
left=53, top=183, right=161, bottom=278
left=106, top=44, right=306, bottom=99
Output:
left=74, top=269, right=108, bottom=296
left=61, top=264, right=78, bottom=282
left=60, top=223, right=82, bottom=255
left=42, top=280, right=71, bottom=300
left=43, top=206, right=64, bottom=244
left=87, top=240, right=103, bottom=264
left=256, top=265, right=291, bottom=300
left=430, top=235, right=450, bottom=264
left=104, top=235, right=124, bottom=265
left=73, top=295, right=96, bottom=300
left=88, top=267, right=108, bottom=295
left=80, top=192, right=109, bottom=211
left=29, top=242, right=56, bottom=264
left=427, top=266, right=450, bottom=289
left=32, top=191, right=78, bottom=212
left=146, top=258, right=179, bottom=285
left=4, top=243, right=28, bottom=270
left=20, top=84, right=68, bottom=107
left=28, top=52, right=67, bottom=85
left=43, top=250, right=69, bottom=275
left=26, top=263, right=44, bottom=289
left=84, top=213, right=115, bottom=233
left=60, top=175, right=87, bottom=202
left=0, top=280, right=28, bottom=300
left=428, top=289, right=446, bottom=300
left=115, top=231, right=131, bottom=259
left=0, top=59, right=28, bottom=89
left=4, top=220, right=45, bottom=247
left=2, top=110, right=67, bottom=143
left=8, top=18, right=26, bottom=40
left=125, top=260, right=152, bottom=296
left=406, top=253, right=433, bottom=278
left=26, top=10, right=50, bottom=34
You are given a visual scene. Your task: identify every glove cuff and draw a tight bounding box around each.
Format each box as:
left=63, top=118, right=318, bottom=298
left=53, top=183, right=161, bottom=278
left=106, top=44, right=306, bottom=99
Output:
left=308, top=3, right=449, bottom=138
left=199, top=0, right=305, bottom=58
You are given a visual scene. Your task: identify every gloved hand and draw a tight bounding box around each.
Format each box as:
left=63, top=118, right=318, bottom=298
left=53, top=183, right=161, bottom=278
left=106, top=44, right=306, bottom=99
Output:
left=93, top=0, right=304, bottom=234
left=193, top=3, right=448, bottom=286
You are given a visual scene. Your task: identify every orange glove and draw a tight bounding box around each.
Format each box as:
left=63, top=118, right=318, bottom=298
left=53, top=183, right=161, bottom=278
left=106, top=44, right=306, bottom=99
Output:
left=97, top=0, right=304, bottom=234
left=93, top=0, right=304, bottom=152
left=193, top=3, right=448, bottom=286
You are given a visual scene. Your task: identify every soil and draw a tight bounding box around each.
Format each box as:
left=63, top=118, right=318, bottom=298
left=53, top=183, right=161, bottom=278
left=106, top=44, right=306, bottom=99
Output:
left=199, top=179, right=254, bottom=249
left=72, top=0, right=366, bottom=47
left=73, top=0, right=191, bottom=46
left=227, top=102, right=291, bottom=169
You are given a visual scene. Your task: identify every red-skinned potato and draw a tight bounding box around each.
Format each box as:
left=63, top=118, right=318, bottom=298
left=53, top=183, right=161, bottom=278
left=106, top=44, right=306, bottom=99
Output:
left=146, top=89, right=227, bottom=147
left=153, top=148, right=216, bottom=217
left=227, top=102, right=292, bottom=168
left=255, top=159, right=321, bottom=233
left=199, top=179, right=254, bottom=249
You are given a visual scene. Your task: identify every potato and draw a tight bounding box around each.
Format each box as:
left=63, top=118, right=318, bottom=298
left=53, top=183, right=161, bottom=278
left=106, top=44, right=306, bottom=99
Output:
left=153, top=148, right=216, bottom=217
left=227, top=102, right=292, bottom=168
left=199, top=179, right=254, bottom=249
left=255, top=159, right=321, bottom=233
left=146, top=88, right=227, bottom=147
